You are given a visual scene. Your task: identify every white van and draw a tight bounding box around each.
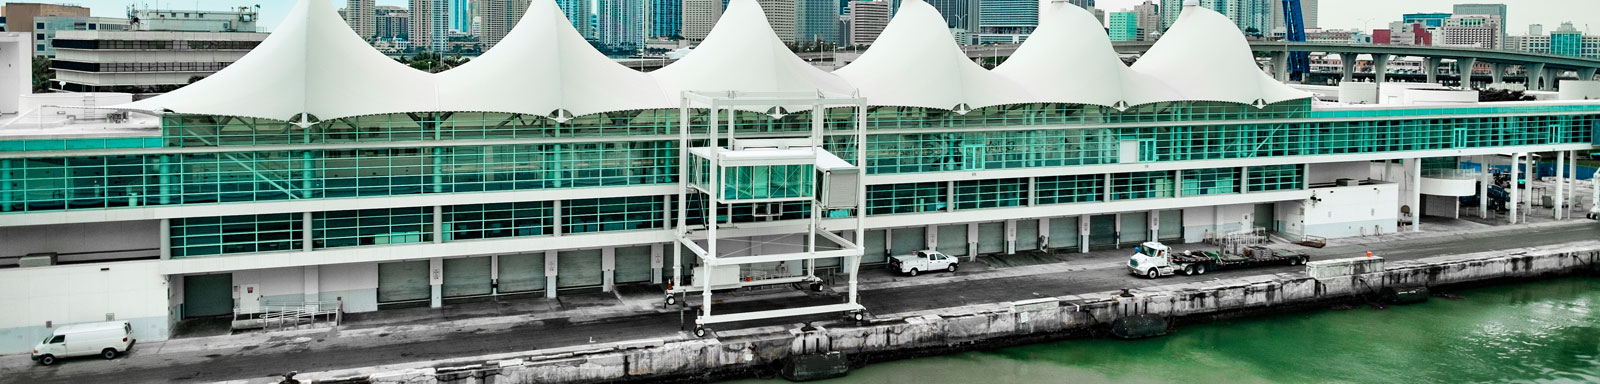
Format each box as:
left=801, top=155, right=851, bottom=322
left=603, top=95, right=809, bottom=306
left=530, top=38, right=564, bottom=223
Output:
left=30, top=321, right=136, bottom=366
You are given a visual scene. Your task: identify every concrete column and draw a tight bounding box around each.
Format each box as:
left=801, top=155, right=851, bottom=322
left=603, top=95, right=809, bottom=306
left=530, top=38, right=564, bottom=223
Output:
left=1038, top=219, right=1050, bottom=249
left=490, top=255, right=500, bottom=295
left=1570, top=150, right=1579, bottom=217
left=429, top=258, right=443, bottom=308
left=1078, top=215, right=1090, bottom=254
left=544, top=250, right=558, bottom=298
left=1425, top=57, right=1442, bottom=84
left=302, top=212, right=313, bottom=252
left=1271, top=51, right=1290, bottom=81
left=303, top=265, right=319, bottom=302
left=1479, top=156, right=1490, bottom=219
left=1582, top=68, right=1598, bottom=81
left=925, top=224, right=938, bottom=251
left=159, top=218, right=172, bottom=259
left=1492, top=63, right=1507, bottom=85
left=1526, top=63, right=1547, bottom=90
left=1410, top=158, right=1422, bottom=232
left=1147, top=210, right=1159, bottom=243
left=1340, top=52, right=1358, bottom=83
left=1372, top=53, right=1392, bottom=85
left=1113, top=213, right=1123, bottom=249
left=601, top=247, right=615, bottom=293
left=966, top=223, right=979, bottom=260
left=551, top=200, right=563, bottom=236
left=1457, top=57, right=1477, bottom=88
left=432, top=206, right=443, bottom=244
left=650, top=243, right=664, bottom=284
left=1555, top=151, right=1566, bottom=220
left=1004, top=219, right=1016, bottom=255
left=1509, top=153, right=1520, bottom=224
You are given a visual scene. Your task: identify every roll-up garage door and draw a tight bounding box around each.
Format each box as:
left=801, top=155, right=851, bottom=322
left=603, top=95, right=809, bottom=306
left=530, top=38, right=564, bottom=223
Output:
left=182, top=273, right=233, bottom=318
left=889, top=227, right=926, bottom=258
left=977, top=222, right=1005, bottom=255
left=862, top=229, right=887, bottom=265
left=1049, top=217, right=1078, bottom=250
left=1121, top=212, right=1149, bottom=245
left=378, top=260, right=430, bottom=303
left=615, top=246, right=654, bottom=284
left=1015, top=220, right=1039, bottom=251
left=497, top=253, right=545, bottom=294
left=557, top=249, right=604, bottom=288
left=442, top=257, right=492, bottom=298
left=1089, top=215, right=1117, bottom=249
left=1254, top=203, right=1275, bottom=231
left=1158, top=210, right=1183, bottom=242
left=937, top=224, right=968, bottom=257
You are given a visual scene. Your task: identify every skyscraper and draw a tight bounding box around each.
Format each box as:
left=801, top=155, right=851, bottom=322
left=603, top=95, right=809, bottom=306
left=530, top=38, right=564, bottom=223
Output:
left=450, top=0, right=471, bottom=33
left=1068, top=0, right=1095, bottom=9
left=1439, top=14, right=1500, bottom=49
left=597, top=0, right=650, bottom=54
left=651, top=0, right=683, bottom=38
left=411, top=0, right=450, bottom=52
left=848, top=0, right=890, bottom=46
left=345, top=0, right=376, bottom=40
left=375, top=6, right=410, bottom=40
left=926, top=0, right=980, bottom=32
left=1162, top=0, right=1270, bottom=36
left=556, top=0, right=594, bottom=38
left=1453, top=4, right=1506, bottom=50
left=1108, top=11, right=1139, bottom=42
left=1134, top=0, right=1160, bottom=40
left=1550, top=22, right=1583, bottom=57
left=758, top=0, right=798, bottom=43
left=682, top=0, right=722, bottom=41
left=479, top=0, right=533, bottom=48
left=797, top=0, right=840, bottom=43
left=977, top=0, right=1038, bottom=44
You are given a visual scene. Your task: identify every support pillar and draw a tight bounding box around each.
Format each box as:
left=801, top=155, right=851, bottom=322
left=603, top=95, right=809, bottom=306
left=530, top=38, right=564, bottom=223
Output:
left=1525, top=63, right=1547, bottom=90
left=1372, top=53, right=1392, bottom=85
left=1556, top=151, right=1566, bottom=220
left=1340, top=52, right=1357, bottom=83
left=544, top=250, right=558, bottom=298
left=1147, top=210, right=1159, bottom=243
left=966, top=223, right=979, bottom=260
left=1509, top=153, right=1521, bottom=224
left=1570, top=150, right=1579, bottom=217
left=159, top=218, right=172, bottom=259
left=1004, top=219, right=1016, bottom=255
left=1271, top=51, right=1289, bottom=82
left=1457, top=57, right=1477, bottom=88
left=601, top=247, right=615, bottom=293
left=1479, top=156, right=1490, bottom=219
left=1079, top=215, right=1090, bottom=254
left=1582, top=68, right=1598, bottom=81
left=1410, top=158, right=1421, bottom=232
left=1425, top=57, right=1442, bottom=84
left=490, top=255, right=499, bottom=295
left=303, top=265, right=319, bottom=302
left=1492, top=63, right=1507, bottom=85
left=650, top=243, right=664, bottom=284
left=429, top=258, right=443, bottom=308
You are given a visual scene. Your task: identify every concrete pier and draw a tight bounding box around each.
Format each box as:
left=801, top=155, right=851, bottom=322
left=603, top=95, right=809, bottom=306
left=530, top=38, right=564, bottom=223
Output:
left=295, top=241, right=1600, bottom=384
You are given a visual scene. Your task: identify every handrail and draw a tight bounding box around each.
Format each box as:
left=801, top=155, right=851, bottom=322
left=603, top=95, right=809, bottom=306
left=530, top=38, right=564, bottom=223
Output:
left=231, top=298, right=343, bottom=332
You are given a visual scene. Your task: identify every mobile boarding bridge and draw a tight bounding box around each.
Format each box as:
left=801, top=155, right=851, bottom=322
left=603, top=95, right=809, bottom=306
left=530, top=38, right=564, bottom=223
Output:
left=669, top=91, right=867, bottom=338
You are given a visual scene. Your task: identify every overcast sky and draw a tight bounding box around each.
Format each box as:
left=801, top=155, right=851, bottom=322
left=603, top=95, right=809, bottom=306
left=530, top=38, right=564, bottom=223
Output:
left=52, top=0, right=1600, bottom=35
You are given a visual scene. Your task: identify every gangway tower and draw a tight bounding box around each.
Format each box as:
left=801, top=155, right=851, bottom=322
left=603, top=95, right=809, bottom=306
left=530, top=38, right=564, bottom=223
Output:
left=670, top=91, right=868, bottom=337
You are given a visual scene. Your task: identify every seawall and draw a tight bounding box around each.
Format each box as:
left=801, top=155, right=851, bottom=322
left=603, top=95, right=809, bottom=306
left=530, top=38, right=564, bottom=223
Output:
left=299, top=241, right=1600, bottom=384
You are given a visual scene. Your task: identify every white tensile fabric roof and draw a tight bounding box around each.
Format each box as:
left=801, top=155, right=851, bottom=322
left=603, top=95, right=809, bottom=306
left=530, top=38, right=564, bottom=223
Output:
left=993, top=1, right=1180, bottom=108
left=833, top=0, right=1032, bottom=111
left=436, top=0, right=668, bottom=118
left=124, top=0, right=437, bottom=122
left=650, top=0, right=853, bottom=109
left=1130, top=2, right=1310, bottom=105
left=121, top=0, right=1308, bottom=123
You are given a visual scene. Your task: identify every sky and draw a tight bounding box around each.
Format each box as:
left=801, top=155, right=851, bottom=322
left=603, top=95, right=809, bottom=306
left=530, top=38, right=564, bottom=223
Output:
left=43, top=0, right=1600, bottom=35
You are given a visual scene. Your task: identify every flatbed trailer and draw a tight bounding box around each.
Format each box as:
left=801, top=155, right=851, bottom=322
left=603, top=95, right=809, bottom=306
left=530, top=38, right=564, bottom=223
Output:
left=1128, top=242, right=1310, bottom=278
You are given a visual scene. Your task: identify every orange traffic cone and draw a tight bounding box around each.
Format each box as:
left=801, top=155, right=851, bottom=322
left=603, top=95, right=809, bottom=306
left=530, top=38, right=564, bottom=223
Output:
left=1366, top=251, right=1373, bottom=258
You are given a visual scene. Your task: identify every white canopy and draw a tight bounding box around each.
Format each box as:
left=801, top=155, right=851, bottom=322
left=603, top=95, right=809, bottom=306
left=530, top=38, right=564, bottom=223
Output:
left=436, top=1, right=668, bottom=117
left=834, top=0, right=1032, bottom=111
left=649, top=0, right=854, bottom=109
left=993, top=2, right=1180, bottom=108
left=123, top=0, right=438, bottom=122
left=1130, top=1, right=1309, bottom=106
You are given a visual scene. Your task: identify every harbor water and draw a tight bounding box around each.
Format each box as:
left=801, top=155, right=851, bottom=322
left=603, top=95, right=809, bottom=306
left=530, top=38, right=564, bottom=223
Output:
left=736, top=277, right=1600, bottom=384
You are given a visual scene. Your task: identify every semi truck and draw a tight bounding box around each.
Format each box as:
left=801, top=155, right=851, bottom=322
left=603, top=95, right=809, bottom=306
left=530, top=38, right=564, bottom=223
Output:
left=1127, top=241, right=1309, bottom=279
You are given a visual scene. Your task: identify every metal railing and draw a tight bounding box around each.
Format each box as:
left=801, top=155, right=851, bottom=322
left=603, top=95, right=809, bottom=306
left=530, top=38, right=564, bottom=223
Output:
left=231, top=299, right=343, bottom=332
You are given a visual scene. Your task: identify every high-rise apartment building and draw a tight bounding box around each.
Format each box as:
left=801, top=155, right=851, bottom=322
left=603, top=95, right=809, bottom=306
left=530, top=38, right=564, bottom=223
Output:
left=1108, top=11, right=1139, bottom=42
left=411, top=0, right=450, bottom=52
left=555, top=0, right=594, bottom=38
left=375, top=6, right=410, bottom=40
left=757, top=0, right=798, bottom=43
left=977, top=0, right=1039, bottom=44
left=450, top=0, right=471, bottom=33
left=1452, top=4, right=1505, bottom=50
left=479, top=0, right=533, bottom=48
left=682, top=0, right=722, bottom=41
left=848, top=0, right=890, bottom=46
left=797, top=0, right=840, bottom=43
left=345, top=0, right=376, bottom=40
left=597, top=0, right=650, bottom=54
left=1163, top=0, right=1271, bottom=36
left=1134, top=1, right=1160, bottom=40
left=1438, top=14, right=1500, bottom=50
left=652, top=0, right=683, bottom=38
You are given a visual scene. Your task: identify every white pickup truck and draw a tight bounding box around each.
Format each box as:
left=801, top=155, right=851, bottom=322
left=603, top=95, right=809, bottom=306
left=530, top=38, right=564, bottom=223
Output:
left=889, top=250, right=958, bottom=276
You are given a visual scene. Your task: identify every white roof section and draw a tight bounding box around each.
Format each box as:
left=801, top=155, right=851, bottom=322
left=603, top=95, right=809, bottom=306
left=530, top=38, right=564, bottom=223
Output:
left=436, top=1, right=668, bottom=117
left=650, top=0, right=853, bottom=109
left=122, top=0, right=438, bottom=122
left=834, top=0, right=1032, bottom=111
left=1129, top=2, right=1309, bottom=106
left=994, top=2, right=1180, bottom=108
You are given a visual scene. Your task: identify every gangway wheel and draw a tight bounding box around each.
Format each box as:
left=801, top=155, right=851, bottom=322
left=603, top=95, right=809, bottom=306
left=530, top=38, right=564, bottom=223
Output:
left=694, top=326, right=707, bottom=338
left=665, top=294, right=677, bottom=306
left=851, top=311, right=866, bottom=322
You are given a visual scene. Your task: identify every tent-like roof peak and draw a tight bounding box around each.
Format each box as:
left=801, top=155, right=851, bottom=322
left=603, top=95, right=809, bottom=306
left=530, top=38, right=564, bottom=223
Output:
left=650, top=0, right=852, bottom=108
left=993, top=1, right=1179, bottom=108
left=1130, top=2, right=1308, bottom=106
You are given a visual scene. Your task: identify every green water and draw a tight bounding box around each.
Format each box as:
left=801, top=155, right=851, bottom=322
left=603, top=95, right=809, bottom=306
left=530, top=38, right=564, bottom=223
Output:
left=739, top=278, right=1600, bottom=384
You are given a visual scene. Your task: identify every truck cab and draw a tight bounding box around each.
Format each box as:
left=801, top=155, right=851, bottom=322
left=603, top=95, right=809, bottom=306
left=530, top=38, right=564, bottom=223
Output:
left=1127, top=242, right=1177, bottom=279
left=889, top=250, right=957, bottom=276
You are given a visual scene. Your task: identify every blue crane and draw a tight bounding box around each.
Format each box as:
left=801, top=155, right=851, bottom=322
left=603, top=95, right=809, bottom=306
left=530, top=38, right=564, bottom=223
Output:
left=1280, top=0, right=1310, bottom=82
